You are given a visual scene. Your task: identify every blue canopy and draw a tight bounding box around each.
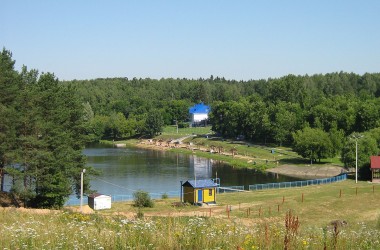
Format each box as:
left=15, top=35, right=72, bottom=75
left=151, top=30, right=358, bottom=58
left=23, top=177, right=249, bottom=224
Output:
left=189, top=103, right=210, bottom=114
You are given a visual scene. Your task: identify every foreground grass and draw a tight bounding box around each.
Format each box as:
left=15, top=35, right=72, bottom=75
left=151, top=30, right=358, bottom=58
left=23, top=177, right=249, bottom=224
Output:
left=2, top=180, right=380, bottom=249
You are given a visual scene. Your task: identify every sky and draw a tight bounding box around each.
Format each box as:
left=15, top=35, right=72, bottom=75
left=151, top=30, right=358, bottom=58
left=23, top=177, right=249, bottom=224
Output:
left=1, top=1, right=380, bottom=81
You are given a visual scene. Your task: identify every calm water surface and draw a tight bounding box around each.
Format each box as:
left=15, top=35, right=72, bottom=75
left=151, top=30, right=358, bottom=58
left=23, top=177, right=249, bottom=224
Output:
left=80, top=145, right=300, bottom=201
left=3, top=144, right=301, bottom=205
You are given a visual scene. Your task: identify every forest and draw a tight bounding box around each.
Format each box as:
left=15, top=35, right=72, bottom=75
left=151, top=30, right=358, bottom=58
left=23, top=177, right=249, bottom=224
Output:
left=66, top=71, right=380, bottom=170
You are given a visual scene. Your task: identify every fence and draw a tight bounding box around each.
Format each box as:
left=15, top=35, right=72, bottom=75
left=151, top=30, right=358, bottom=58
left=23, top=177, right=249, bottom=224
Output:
left=218, top=186, right=245, bottom=193
left=248, top=174, right=347, bottom=191
left=65, top=191, right=181, bottom=206
left=65, top=175, right=347, bottom=206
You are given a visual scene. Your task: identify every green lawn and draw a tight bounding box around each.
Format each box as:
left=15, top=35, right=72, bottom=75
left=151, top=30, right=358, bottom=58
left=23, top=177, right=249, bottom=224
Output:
left=160, top=125, right=213, bottom=138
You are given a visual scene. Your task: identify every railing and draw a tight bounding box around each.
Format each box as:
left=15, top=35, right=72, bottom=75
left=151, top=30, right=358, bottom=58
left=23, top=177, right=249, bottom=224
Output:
left=65, top=191, right=181, bottom=206
left=248, top=174, right=347, bottom=191
left=217, top=186, right=245, bottom=193
left=65, top=175, right=347, bottom=206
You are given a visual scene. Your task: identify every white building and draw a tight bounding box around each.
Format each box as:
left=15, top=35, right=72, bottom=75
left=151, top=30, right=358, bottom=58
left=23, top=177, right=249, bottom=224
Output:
left=88, top=193, right=112, bottom=210
left=189, top=103, right=210, bottom=127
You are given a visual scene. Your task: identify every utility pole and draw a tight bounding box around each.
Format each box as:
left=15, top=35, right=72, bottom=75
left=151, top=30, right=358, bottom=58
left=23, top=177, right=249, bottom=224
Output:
left=353, top=135, right=363, bottom=184
left=80, top=169, right=86, bottom=212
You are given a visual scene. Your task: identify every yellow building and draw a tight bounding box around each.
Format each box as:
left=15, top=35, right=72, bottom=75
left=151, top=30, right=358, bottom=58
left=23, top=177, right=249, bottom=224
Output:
left=182, top=179, right=217, bottom=204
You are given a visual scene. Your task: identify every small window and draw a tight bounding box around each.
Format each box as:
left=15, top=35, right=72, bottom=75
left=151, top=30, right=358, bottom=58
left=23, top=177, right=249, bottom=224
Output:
left=209, top=189, right=213, bottom=196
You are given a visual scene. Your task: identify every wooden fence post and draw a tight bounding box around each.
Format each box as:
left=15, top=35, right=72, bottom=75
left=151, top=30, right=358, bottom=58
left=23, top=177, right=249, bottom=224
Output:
left=302, top=193, right=304, bottom=203
left=339, top=189, right=342, bottom=198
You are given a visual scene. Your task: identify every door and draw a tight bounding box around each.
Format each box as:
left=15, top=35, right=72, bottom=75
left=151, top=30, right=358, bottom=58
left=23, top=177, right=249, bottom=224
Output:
left=197, top=189, right=203, bottom=202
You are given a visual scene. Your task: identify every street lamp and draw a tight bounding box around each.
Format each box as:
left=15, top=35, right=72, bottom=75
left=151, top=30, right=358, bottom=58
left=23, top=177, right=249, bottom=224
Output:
left=80, top=168, right=86, bottom=212
left=353, top=135, right=363, bottom=184
left=175, top=120, right=178, bottom=134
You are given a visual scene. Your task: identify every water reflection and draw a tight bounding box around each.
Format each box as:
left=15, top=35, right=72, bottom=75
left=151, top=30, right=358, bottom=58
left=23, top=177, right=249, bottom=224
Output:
left=3, top=144, right=301, bottom=205
left=85, top=145, right=300, bottom=196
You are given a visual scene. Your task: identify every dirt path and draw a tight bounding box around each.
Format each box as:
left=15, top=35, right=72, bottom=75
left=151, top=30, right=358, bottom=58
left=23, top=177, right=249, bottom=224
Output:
left=266, top=164, right=346, bottom=178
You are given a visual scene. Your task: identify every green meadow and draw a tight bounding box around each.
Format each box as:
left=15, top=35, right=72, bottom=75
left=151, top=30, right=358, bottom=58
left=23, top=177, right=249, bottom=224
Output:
left=2, top=180, right=380, bottom=249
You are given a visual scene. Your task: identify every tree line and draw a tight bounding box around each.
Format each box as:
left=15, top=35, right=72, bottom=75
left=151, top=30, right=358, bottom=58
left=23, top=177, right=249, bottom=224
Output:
left=65, top=73, right=380, bottom=141
left=0, top=49, right=93, bottom=208
left=66, top=71, right=380, bottom=177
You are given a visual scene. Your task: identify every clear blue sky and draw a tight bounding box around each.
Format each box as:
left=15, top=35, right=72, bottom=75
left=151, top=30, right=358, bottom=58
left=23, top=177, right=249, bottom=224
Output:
left=1, top=1, right=379, bottom=81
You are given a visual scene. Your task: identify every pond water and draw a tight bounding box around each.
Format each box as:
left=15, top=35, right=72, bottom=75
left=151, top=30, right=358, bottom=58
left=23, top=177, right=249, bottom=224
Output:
left=2, top=144, right=301, bottom=205
left=63, top=144, right=300, bottom=204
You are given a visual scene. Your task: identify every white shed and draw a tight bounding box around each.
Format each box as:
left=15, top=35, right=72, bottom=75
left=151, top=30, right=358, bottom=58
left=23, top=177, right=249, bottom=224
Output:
left=88, top=193, right=112, bottom=210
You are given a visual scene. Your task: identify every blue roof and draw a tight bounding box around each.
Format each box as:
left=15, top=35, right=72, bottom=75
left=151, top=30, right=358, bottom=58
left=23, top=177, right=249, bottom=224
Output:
left=183, top=179, right=218, bottom=188
left=189, top=103, right=210, bottom=114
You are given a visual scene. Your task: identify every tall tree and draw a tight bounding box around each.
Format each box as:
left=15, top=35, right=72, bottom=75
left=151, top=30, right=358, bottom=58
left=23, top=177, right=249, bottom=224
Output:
left=341, top=133, right=378, bottom=179
left=3, top=61, right=91, bottom=208
left=292, top=127, right=334, bottom=163
left=0, top=49, right=20, bottom=191
left=144, top=110, right=164, bottom=137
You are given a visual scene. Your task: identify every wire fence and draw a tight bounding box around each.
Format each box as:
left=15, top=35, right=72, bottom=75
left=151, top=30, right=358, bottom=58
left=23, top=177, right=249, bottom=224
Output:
left=217, top=186, right=245, bottom=193
left=248, top=174, right=347, bottom=191
left=65, top=175, right=347, bottom=206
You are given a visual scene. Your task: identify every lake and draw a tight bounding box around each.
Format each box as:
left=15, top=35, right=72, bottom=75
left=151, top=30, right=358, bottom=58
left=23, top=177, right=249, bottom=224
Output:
left=64, top=144, right=300, bottom=205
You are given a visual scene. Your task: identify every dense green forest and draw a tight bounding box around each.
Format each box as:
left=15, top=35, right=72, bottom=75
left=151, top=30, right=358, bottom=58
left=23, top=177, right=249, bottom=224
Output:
left=0, top=49, right=93, bottom=208
left=66, top=71, right=380, bottom=175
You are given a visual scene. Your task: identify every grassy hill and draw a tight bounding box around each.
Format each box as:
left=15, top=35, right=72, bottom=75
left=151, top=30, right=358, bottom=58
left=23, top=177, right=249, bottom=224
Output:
left=2, top=180, right=380, bottom=249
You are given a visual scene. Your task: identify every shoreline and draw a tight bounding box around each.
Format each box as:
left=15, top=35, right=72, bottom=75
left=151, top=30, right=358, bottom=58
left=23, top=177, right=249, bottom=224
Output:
left=121, top=139, right=345, bottom=178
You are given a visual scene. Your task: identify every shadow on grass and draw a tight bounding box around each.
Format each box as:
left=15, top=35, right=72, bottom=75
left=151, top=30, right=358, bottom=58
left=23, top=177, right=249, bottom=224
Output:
left=279, top=158, right=309, bottom=165
left=279, top=157, right=343, bottom=166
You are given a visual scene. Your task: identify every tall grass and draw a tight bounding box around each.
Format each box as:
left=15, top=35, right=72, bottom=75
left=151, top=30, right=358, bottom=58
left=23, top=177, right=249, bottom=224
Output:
left=2, top=181, right=380, bottom=249
left=1, top=208, right=379, bottom=249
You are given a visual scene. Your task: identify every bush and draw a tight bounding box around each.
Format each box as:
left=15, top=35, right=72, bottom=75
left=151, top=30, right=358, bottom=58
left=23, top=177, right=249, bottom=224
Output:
left=136, top=208, right=144, bottom=219
left=133, top=190, right=154, bottom=208
left=178, top=122, right=189, bottom=128
left=161, top=193, right=169, bottom=199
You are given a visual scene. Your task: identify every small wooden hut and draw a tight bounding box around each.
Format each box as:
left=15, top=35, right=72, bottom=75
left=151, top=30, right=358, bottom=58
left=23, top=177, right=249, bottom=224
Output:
left=88, top=193, right=112, bottom=210
left=370, top=156, right=380, bottom=183
left=182, top=179, right=217, bottom=204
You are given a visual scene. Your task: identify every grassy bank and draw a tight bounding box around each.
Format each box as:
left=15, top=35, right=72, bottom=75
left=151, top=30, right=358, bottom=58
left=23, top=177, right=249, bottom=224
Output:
left=109, top=126, right=343, bottom=170
left=2, top=180, right=380, bottom=249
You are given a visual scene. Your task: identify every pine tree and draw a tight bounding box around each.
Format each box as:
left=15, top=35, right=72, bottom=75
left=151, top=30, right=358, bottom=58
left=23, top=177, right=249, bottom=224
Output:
left=1, top=49, right=91, bottom=208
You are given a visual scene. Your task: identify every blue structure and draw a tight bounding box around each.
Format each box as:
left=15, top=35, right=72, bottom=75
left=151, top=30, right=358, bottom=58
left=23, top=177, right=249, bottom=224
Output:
left=189, top=103, right=210, bottom=126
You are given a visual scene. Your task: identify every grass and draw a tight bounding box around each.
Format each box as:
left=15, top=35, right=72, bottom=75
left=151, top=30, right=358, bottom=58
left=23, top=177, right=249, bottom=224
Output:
left=2, top=180, right=380, bottom=249
left=104, top=125, right=343, bottom=170
left=161, top=125, right=212, bottom=136
left=105, top=180, right=380, bottom=227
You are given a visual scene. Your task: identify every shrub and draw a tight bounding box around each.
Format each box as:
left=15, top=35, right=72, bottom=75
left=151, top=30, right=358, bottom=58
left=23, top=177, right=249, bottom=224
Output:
left=136, top=208, right=144, bottom=219
left=178, top=122, right=189, bottom=128
left=161, top=193, right=169, bottom=199
left=133, top=190, right=154, bottom=208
